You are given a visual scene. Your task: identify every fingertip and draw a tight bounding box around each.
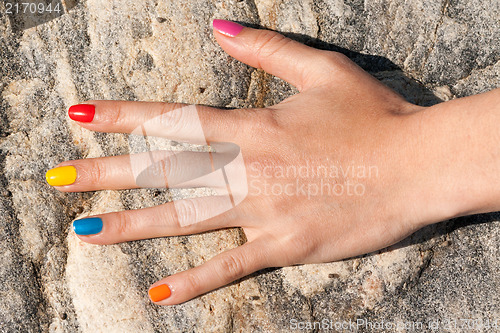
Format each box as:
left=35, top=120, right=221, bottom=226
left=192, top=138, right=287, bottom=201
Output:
left=212, top=19, right=244, bottom=37
left=45, top=165, right=77, bottom=187
left=71, top=215, right=123, bottom=246
left=148, top=283, right=173, bottom=304
left=68, top=104, right=95, bottom=123
left=73, top=217, right=103, bottom=236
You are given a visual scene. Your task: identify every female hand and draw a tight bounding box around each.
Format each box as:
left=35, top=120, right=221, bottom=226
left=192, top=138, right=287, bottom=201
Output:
left=45, top=20, right=487, bottom=305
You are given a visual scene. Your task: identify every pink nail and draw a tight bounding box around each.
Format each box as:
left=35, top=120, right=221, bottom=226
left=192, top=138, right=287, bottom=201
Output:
left=212, top=19, right=244, bottom=37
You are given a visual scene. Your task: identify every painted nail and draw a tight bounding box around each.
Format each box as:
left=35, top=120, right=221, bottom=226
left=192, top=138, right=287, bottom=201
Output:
left=212, top=19, right=243, bottom=37
left=73, top=217, right=103, bottom=235
left=149, top=284, right=171, bottom=302
left=68, top=104, right=95, bottom=122
left=45, top=166, right=77, bottom=186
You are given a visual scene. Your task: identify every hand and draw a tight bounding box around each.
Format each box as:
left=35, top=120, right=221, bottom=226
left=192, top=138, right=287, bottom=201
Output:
left=46, top=20, right=470, bottom=305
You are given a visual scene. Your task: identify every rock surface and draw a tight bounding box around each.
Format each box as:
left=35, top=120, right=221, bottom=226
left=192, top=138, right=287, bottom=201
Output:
left=0, top=0, right=498, bottom=332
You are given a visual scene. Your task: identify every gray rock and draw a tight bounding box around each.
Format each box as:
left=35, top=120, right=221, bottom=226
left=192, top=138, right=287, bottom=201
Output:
left=0, top=0, right=498, bottom=332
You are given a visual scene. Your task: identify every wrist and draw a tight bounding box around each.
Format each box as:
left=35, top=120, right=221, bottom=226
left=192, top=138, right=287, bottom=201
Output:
left=403, top=89, right=500, bottom=227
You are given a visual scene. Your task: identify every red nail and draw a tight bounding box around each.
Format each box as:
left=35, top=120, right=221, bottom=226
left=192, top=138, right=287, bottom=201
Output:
left=68, top=104, right=95, bottom=122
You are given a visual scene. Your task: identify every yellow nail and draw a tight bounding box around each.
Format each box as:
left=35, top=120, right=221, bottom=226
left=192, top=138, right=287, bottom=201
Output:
left=45, top=166, right=77, bottom=186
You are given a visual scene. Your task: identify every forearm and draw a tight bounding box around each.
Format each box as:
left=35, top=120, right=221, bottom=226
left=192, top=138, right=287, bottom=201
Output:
left=409, top=88, right=500, bottom=224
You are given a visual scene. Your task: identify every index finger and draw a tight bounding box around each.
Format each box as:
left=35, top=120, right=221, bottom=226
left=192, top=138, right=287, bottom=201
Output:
left=68, top=101, right=269, bottom=146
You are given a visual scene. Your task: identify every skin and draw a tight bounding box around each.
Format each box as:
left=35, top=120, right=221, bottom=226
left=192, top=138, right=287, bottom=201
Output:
left=51, top=25, right=500, bottom=305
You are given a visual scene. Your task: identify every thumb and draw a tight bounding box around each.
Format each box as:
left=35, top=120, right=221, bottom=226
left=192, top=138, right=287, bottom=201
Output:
left=212, top=19, right=338, bottom=92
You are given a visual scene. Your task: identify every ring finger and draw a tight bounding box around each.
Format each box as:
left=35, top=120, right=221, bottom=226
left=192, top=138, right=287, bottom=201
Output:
left=73, top=195, right=242, bottom=244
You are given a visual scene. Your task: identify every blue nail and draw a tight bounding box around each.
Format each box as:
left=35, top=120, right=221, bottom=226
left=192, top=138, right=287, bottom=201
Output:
left=73, top=217, right=103, bottom=235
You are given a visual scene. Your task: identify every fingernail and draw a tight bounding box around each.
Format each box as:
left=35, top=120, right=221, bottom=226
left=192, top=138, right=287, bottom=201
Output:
left=73, top=217, right=103, bottom=235
left=45, top=166, right=77, bottom=186
left=149, top=284, right=171, bottom=302
left=68, top=104, right=95, bottom=122
left=212, top=19, right=243, bottom=37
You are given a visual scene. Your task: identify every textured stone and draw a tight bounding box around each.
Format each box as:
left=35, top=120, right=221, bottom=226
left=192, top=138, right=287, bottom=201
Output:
left=0, top=0, right=498, bottom=332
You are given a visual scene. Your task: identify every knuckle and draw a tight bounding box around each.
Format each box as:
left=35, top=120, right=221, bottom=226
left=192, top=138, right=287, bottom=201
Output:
left=184, top=272, right=202, bottom=294
left=106, top=103, right=123, bottom=126
left=322, top=51, right=352, bottom=71
left=242, top=108, right=281, bottom=141
left=268, top=226, right=318, bottom=266
left=89, top=159, right=107, bottom=184
left=286, top=230, right=318, bottom=263
left=157, top=103, right=196, bottom=139
left=155, top=154, right=175, bottom=187
left=253, top=30, right=293, bottom=59
left=219, top=253, right=245, bottom=279
left=157, top=203, right=176, bottom=226
left=114, top=212, right=134, bottom=236
left=162, top=154, right=176, bottom=177
left=261, top=108, right=282, bottom=134
left=174, top=199, right=199, bottom=227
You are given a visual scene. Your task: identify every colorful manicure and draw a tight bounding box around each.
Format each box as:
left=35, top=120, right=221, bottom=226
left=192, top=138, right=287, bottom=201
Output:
left=73, top=217, right=103, bottom=235
left=212, top=19, right=243, bottom=37
left=45, top=166, right=77, bottom=186
left=149, top=284, right=171, bottom=302
left=68, top=104, right=95, bottom=122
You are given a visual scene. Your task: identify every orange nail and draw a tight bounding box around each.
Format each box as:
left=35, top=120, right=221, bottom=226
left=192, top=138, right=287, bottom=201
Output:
left=149, top=284, right=171, bottom=302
